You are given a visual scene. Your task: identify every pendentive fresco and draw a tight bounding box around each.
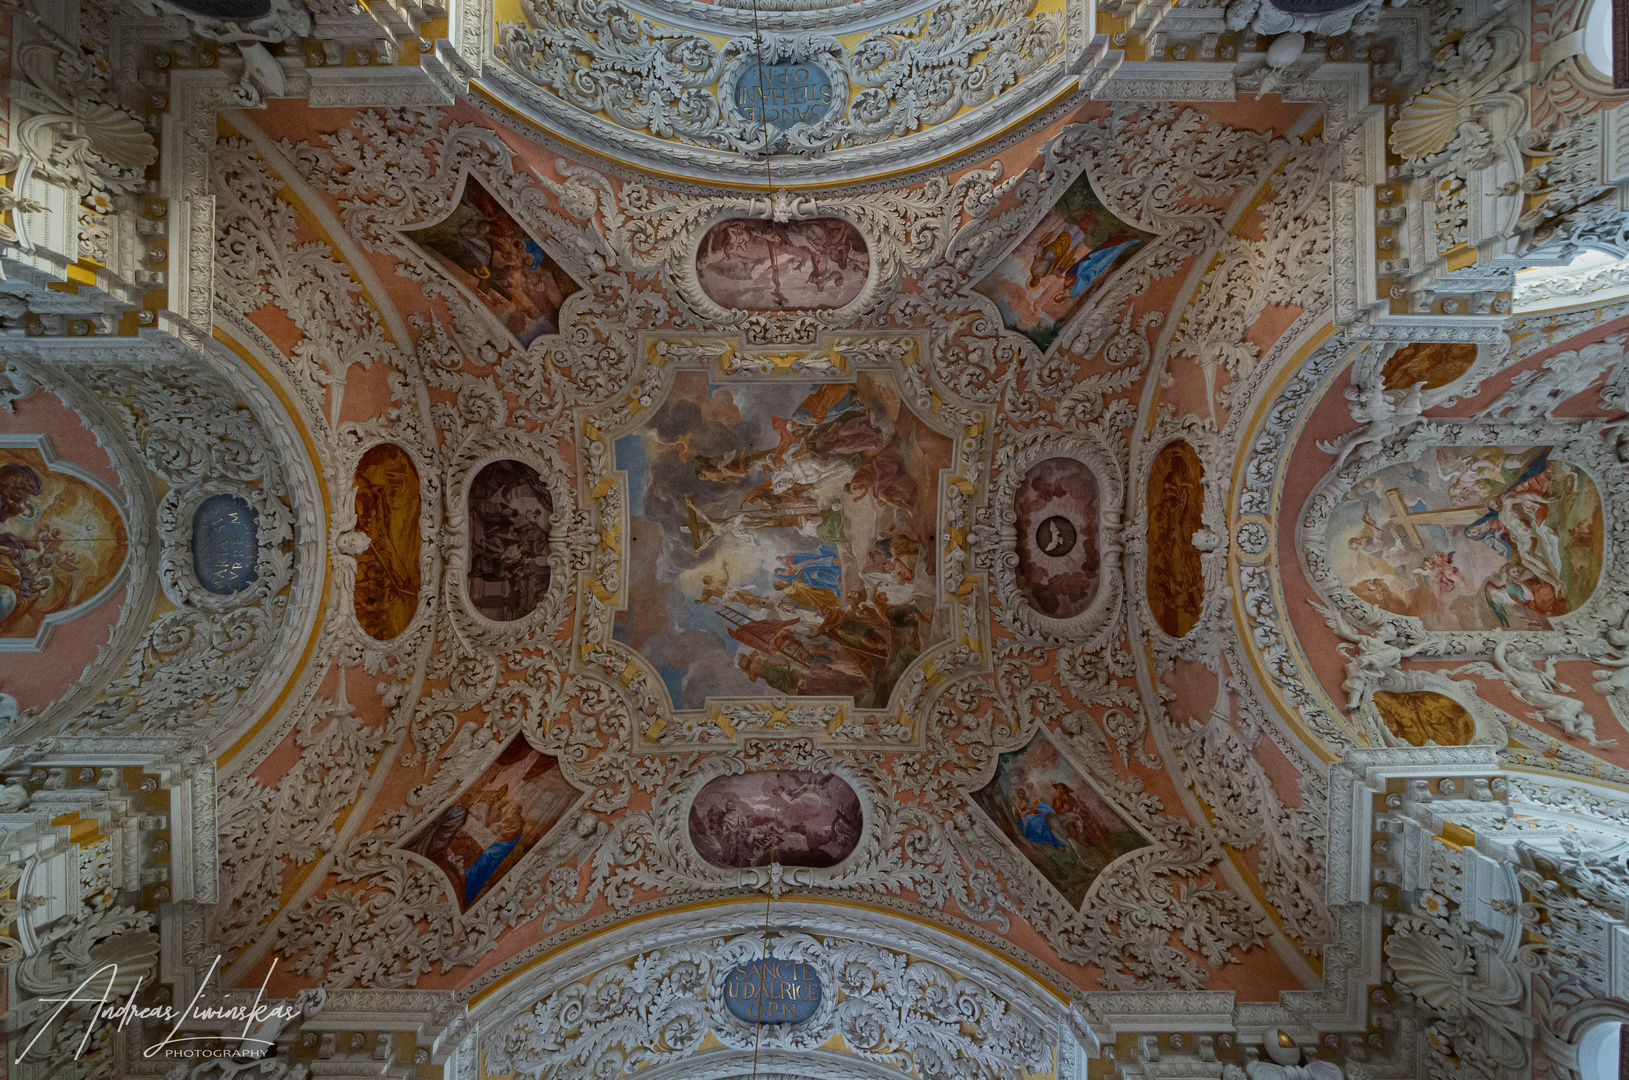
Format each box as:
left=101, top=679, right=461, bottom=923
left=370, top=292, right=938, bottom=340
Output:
left=7, top=0, right=1629, bottom=1077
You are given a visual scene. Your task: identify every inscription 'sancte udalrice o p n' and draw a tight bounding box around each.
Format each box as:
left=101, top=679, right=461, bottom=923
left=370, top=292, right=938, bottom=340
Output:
left=721, top=958, right=823, bottom=1024
left=733, top=62, right=837, bottom=129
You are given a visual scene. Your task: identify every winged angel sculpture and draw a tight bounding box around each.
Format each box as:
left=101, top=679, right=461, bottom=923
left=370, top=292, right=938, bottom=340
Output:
left=1308, top=600, right=1426, bottom=738
left=1456, top=642, right=1611, bottom=747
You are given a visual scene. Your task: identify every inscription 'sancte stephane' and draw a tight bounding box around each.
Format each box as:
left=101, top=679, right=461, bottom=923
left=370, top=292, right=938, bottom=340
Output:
left=721, top=959, right=823, bottom=1024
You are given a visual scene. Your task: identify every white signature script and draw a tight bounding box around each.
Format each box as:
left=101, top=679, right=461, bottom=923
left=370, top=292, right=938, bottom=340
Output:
left=16, top=955, right=300, bottom=1062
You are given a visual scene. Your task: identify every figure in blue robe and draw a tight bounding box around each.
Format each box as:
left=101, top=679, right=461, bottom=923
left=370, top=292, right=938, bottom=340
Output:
left=776, top=544, right=842, bottom=596
left=463, top=833, right=521, bottom=905
left=1020, top=802, right=1064, bottom=847
left=1054, top=239, right=1141, bottom=302
left=1464, top=449, right=1552, bottom=560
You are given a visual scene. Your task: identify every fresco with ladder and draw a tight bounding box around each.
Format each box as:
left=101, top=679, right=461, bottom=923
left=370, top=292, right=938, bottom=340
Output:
left=613, top=370, right=953, bottom=710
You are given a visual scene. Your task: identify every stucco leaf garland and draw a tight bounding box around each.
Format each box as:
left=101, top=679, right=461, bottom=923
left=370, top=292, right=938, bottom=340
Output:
left=202, top=105, right=1290, bottom=999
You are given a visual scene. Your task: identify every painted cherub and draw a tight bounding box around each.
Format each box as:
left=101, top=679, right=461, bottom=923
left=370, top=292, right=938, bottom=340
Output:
left=695, top=566, right=731, bottom=604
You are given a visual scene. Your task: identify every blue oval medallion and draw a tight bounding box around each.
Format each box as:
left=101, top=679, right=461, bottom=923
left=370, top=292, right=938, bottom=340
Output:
left=734, top=62, right=836, bottom=129
left=722, top=958, right=822, bottom=1024
left=191, top=493, right=260, bottom=595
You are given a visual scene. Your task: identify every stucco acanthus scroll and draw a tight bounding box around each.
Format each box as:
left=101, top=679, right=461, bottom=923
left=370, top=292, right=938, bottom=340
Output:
left=185, top=101, right=1378, bottom=1018
left=474, top=906, right=1075, bottom=1080
left=1229, top=336, right=1356, bottom=751
left=73, top=356, right=309, bottom=739
left=1167, top=135, right=1337, bottom=411
left=489, top=933, right=1053, bottom=1080
left=0, top=334, right=315, bottom=751
left=1172, top=713, right=1334, bottom=953
left=493, top=0, right=1062, bottom=156
left=211, top=135, right=407, bottom=424
left=11, top=898, right=159, bottom=1075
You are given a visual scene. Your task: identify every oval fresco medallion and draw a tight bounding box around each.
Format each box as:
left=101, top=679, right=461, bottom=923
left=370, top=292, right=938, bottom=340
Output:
left=468, top=460, right=552, bottom=622
left=696, top=219, right=868, bottom=312
left=353, top=444, right=421, bottom=641
left=1014, top=457, right=1100, bottom=620
left=1373, top=690, right=1475, bottom=746
left=0, top=449, right=127, bottom=642
left=688, top=770, right=862, bottom=869
left=1325, top=446, right=1603, bottom=631
left=1380, top=342, right=1478, bottom=392
left=1146, top=441, right=1205, bottom=637
left=192, top=493, right=260, bottom=596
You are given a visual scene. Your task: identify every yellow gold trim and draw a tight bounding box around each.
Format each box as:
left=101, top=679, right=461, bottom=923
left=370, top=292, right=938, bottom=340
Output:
left=1440, top=822, right=1476, bottom=849
left=212, top=329, right=333, bottom=768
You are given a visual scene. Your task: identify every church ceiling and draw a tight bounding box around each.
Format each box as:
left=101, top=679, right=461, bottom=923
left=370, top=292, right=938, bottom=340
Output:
left=2, top=0, right=1629, bottom=1077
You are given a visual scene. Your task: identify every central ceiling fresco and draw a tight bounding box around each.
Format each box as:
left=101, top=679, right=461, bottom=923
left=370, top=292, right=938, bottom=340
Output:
left=6, top=0, right=1629, bottom=1076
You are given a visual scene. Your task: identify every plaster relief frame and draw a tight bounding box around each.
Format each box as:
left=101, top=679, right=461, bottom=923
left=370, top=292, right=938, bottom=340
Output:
left=1297, top=420, right=1626, bottom=658
left=981, top=428, right=1126, bottom=647
left=442, top=431, right=589, bottom=653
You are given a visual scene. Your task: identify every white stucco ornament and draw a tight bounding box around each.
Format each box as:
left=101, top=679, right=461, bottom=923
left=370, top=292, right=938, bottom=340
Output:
left=1266, top=32, right=1306, bottom=67
left=1227, top=0, right=1394, bottom=38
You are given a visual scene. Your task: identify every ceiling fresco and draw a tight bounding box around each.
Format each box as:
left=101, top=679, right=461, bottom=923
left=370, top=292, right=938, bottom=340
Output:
left=3, top=0, right=1629, bottom=1077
